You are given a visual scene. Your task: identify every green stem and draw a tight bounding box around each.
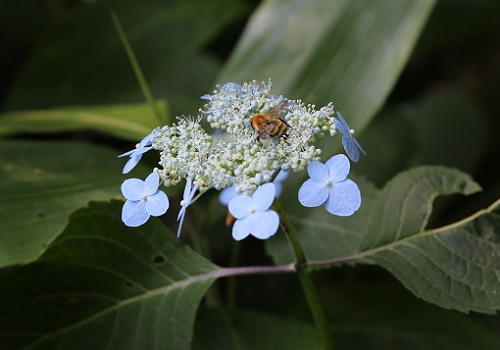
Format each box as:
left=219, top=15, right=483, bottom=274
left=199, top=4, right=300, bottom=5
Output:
left=110, top=10, right=166, bottom=125
left=187, top=207, right=222, bottom=309
left=273, top=200, right=334, bottom=350
left=225, top=240, right=243, bottom=312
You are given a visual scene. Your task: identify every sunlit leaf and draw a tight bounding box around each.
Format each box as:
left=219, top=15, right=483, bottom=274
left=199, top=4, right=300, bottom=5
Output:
left=219, top=0, right=436, bottom=137
left=0, top=201, right=219, bottom=350
left=0, top=101, right=169, bottom=141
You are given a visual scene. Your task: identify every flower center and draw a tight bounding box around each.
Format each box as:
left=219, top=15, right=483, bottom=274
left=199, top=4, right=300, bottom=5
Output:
left=325, top=179, right=333, bottom=187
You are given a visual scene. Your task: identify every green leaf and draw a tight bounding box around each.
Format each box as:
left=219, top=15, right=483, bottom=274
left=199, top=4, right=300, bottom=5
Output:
left=0, top=140, right=128, bottom=267
left=0, top=201, right=219, bottom=350
left=266, top=176, right=379, bottom=265
left=360, top=166, right=482, bottom=249
left=5, top=0, right=248, bottom=111
left=219, top=0, right=436, bottom=134
left=193, top=308, right=321, bottom=350
left=358, top=166, right=500, bottom=314
left=0, top=101, right=169, bottom=141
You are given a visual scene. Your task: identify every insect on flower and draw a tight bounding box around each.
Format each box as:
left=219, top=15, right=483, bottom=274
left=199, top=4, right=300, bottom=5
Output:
left=251, top=100, right=290, bottom=140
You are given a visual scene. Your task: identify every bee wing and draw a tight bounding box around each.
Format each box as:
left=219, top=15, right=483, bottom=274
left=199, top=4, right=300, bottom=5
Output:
left=266, top=100, right=288, bottom=119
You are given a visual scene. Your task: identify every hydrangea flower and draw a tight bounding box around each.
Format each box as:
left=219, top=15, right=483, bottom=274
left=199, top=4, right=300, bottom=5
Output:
left=298, top=154, right=361, bottom=216
left=333, top=112, right=366, bottom=162
left=152, top=80, right=337, bottom=195
left=219, top=170, right=289, bottom=206
left=176, top=177, right=199, bottom=237
left=118, top=130, right=157, bottom=174
left=118, top=80, right=365, bottom=234
left=121, top=172, right=169, bottom=227
left=228, top=183, right=280, bottom=241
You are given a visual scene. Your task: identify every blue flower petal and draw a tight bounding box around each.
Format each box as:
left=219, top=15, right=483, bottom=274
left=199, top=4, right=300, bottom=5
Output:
left=219, top=185, right=237, bottom=205
left=118, top=149, right=136, bottom=158
left=307, top=161, right=328, bottom=182
left=228, top=195, right=253, bottom=219
left=298, top=179, right=328, bottom=207
left=176, top=179, right=199, bottom=237
left=143, top=172, right=160, bottom=196
left=342, top=136, right=360, bottom=163
left=333, top=114, right=350, bottom=135
left=122, top=155, right=142, bottom=174
left=353, top=137, right=367, bottom=157
left=252, top=183, right=275, bottom=211
left=119, top=146, right=152, bottom=158
left=334, top=112, right=366, bottom=163
left=121, top=178, right=144, bottom=201
left=118, top=130, right=156, bottom=173
left=145, top=190, right=169, bottom=216
left=201, top=82, right=243, bottom=100
left=232, top=215, right=252, bottom=241
left=139, top=130, right=156, bottom=147
left=325, top=154, right=350, bottom=182
left=122, top=200, right=149, bottom=227
left=249, top=211, right=279, bottom=240
left=324, top=179, right=361, bottom=216
left=222, top=82, right=243, bottom=91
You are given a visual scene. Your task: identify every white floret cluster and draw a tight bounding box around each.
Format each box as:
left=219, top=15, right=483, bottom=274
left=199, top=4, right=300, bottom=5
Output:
left=151, top=80, right=338, bottom=194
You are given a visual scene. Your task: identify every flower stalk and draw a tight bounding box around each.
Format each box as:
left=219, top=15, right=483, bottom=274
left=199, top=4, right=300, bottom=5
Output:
left=273, top=200, right=334, bottom=350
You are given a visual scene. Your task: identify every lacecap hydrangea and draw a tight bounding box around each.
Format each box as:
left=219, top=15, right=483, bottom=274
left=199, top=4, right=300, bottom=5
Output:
left=119, top=80, right=365, bottom=240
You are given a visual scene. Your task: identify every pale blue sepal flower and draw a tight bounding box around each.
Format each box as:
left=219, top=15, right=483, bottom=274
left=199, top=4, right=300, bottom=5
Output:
left=118, top=130, right=157, bottom=174
left=333, top=112, right=366, bottom=162
left=201, top=82, right=242, bottom=100
left=176, top=177, right=199, bottom=237
left=219, top=170, right=289, bottom=206
left=298, top=154, right=361, bottom=216
left=121, top=172, right=169, bottom=227
left=228, top=183, right=280, bottom=241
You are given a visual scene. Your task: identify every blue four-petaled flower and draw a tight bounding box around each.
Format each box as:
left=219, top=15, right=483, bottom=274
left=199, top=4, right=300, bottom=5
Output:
left=228, top=183, right=280, bottom=241
left=298, top=154, right=361, bottom=216
left=219, top=170, right=288, bottom=206
left=334, top=112, right=366, bottom=163
left=121, top=172, right=169, bottom=227
left=176, top=177, right=199, bottom=237
left=118, top=130, right=157, bottom=174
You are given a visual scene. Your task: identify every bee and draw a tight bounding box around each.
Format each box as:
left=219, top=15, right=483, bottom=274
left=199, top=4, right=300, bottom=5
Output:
left=251, top=100, right=290, bottom=139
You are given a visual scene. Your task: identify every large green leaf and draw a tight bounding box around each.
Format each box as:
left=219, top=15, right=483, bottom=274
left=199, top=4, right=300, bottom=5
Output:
left=219, top=0, right=436, bottom=135
left=0, top=140, right=131, bottom=267
left=358, top=167, right=500, bottom=313
left=0, top=201, right=219, bottom=350
left=0, top=101, right=169, bottom=141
